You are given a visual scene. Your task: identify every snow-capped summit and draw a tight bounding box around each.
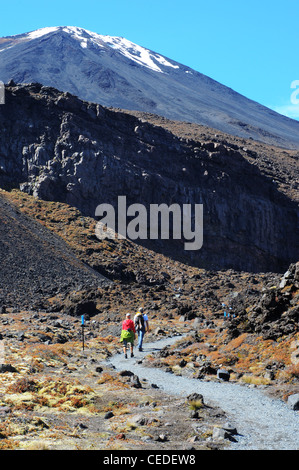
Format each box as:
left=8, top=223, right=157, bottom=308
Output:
left=63, top=27, right=180, bottom=73
left=1, top=26, right=180, bottom=74
left=0, top=26, right=299, bottom=148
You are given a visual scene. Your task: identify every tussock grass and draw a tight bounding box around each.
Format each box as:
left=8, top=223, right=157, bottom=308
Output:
left=188, top=400, right=204, bottom=411
left=241, top=375, right=271, bottom=386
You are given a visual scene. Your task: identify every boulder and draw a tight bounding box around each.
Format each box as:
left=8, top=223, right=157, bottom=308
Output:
left=129, top=414, right=148, bottom=426
left=0, top=363, right=18, bottom=373
left=212, top=427, right=228, bottom=440
left=130, top=374, right=142, bottom=388
left=217, top=368, right=230, bottom=381
left=187, top=393, right=204, bottom=406
left=222, top=422, right=238, bottom=435
left=118, top=370, right=134, bottom=377
left=154, top=327, right=166, bottom=336
left=287, top=393, right=299, bottom=411
left=212, top=425, right=237, bottom=442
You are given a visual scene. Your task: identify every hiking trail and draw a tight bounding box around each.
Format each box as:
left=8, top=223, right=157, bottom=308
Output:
left=107, top=335, right=299, bottom=450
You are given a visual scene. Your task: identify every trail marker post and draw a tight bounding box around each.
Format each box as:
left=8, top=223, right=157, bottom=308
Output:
left=81, top=315, right=85, bottom=351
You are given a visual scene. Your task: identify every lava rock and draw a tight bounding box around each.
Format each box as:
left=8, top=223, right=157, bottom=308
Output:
left=287, top=393, right=299, bottom=411
left=217, top=369, right=230, bottom=381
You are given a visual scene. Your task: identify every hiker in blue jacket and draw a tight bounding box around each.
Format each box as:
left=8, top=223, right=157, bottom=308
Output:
left=134, top=307, right=149, bottom=352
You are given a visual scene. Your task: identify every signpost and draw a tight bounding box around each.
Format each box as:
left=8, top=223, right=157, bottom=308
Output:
left=81, top=315, right=85, bottom=351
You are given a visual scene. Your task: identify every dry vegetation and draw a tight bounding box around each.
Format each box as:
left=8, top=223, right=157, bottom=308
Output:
left=0, top=188, right=298, bottom=449
left=0, top=311, right=227, bottom=450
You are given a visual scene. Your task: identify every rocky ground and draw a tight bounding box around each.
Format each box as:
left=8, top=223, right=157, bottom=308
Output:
left=0, top=189, right=298, bottom=450
left=0, top=306, right=298, bottom=450
left=0, top=311, right=232, bottom=450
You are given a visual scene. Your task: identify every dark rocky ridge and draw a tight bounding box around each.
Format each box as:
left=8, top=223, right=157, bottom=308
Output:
left=123, top=110, right=299, bottom=204
left=0, top=82, right=298, bottom=273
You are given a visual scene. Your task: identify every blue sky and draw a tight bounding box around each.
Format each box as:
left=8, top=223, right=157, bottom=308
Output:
left=1, top=0, right=299, bottom=119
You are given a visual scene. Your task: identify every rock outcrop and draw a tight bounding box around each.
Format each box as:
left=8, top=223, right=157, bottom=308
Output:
left=227, top=262, right=299, bottom=339
left=0, top=83, right=298, bottom=273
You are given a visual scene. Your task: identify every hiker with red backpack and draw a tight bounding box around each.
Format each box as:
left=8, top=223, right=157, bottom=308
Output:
left=134, top=307, right=149, bottom=351
left=120, top=313, right=136, bottom=358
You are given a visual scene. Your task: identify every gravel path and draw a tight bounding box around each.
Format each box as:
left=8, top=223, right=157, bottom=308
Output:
left=107, top=335, right=299, bottom=450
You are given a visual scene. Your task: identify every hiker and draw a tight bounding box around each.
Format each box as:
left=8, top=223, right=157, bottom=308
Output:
left=120, top=313, right=136, bottom=358
left=229, top=306, right=235, bottom=318
left=134, top=307, right=149, bottom=352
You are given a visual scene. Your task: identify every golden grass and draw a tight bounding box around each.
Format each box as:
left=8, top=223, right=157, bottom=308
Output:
left=188, top=400, right=204, bottom=411
left=5, top=376, right=97, bottom=412
left=240, top=375, right=272, bottom=386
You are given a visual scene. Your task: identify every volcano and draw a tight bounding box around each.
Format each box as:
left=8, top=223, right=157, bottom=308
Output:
left=0, top=26, right=299, bottom=148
